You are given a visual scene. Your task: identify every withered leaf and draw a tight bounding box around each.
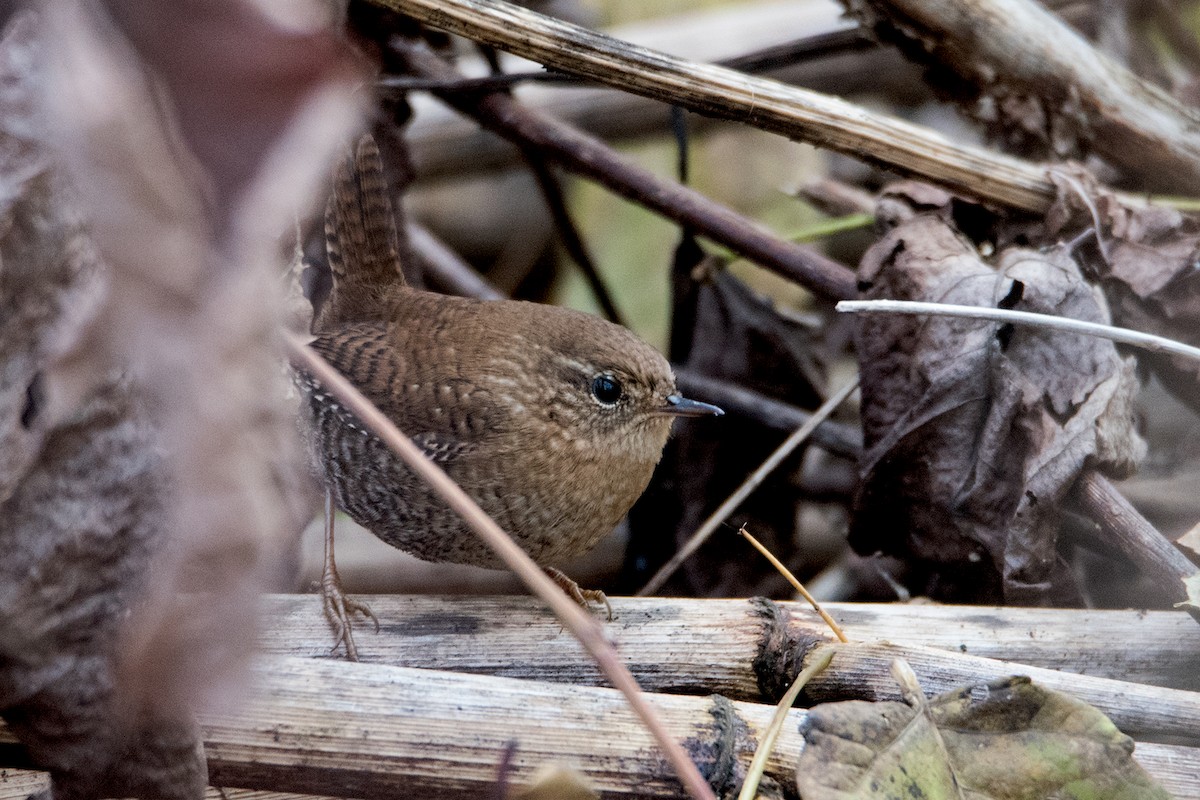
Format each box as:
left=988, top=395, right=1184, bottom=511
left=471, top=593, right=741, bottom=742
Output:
left=625, top=269, right=825, bottom=597
left=1046, top=169, right=1200, bottom=413
left=851, top=213, right=1143, bottom=603
left=796, top=676, right=1170, bottom=800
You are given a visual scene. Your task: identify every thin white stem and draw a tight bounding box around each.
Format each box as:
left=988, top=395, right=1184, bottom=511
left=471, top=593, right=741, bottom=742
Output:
left=836, top=299, right=1200, bottom=363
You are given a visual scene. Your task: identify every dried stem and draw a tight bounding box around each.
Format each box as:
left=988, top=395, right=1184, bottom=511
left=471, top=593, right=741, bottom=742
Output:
left=836, top=299, right=1200, bottom=363
left=521, top=151, right=626, bottom=325
left=284, top=332, right=716, bottom=800
left=392, top=37, right=857, bottom=302
left=407, top=221, right=505, bottom=301
left=374, top=0, right=1059, bottom=212
left=736, top=648, right=834, bottom=800
left=737, top=526, right=849, bottom=643
left=252, top=594, right=1200, bottom=695
left=673, top=369, right=861, bottom=457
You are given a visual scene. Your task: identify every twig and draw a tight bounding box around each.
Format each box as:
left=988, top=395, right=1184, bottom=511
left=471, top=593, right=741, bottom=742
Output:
left=522, top=151, right=626, bottom=325
left=284, top=332, right=716, bottom=800
left=719, top=29, right=876, bottom=74
left=392, top=37, right=858, bottom=302
left=737, top=526, right=849, bottom=643
left=836, top=299, right=1200, bottom=363
left=378, top=70, right=571, bottom=91
left=638, top=378, right=858, bottom=596
left=736, top=648, right=834, bottom=800
left=406, top=221, right=506, bottom=301
left=707, top=212, right=873, bottom=263
left=794, top=178, right=877, bottom=216
left=1071, top=471, right=1197, bottom=605
left=673, top=369, right=861, bottom=457
left=373, top=0, right=1060, bottom=212
left=378, top=31, right=877, bottom=94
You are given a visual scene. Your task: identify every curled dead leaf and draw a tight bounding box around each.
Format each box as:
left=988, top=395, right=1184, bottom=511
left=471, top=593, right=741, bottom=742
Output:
left=851, top=212, right=1144, bottom=603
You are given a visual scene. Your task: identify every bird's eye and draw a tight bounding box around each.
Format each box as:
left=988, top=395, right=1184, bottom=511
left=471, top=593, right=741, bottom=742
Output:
left=590, top=374, right=623, bottom=406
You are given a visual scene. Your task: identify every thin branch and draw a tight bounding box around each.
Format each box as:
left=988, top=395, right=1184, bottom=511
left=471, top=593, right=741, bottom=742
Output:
left=406, top=221, right=506, bottom=301
left=284, top=332, right=717, bottom=800
left=373, top=0, right=1060, bottom=212
left=522, top=151, right=626, bottom=325
left=375, top=31, right=876, bottom=93
left=378, top=70, right=570, bottom=92
left=836, top=299, right=1200, bottom=362
left=673, top=369, right=862, bottom=458
left=392, top=37, right=858, bottom=302
left=638, top=379, right=859, bottom=596
left=1071, top=472, right=1197, bottom=605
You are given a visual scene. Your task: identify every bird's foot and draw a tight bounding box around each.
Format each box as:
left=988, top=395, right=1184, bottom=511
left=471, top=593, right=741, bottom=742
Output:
left=545, top=566, right=613, bottom=621
left=320, top=570, right=379, bottom=661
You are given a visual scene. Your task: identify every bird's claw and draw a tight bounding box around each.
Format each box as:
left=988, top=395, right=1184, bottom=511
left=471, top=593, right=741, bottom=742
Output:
left=321, top=577, right=378, bottom=661
left=546, top=566, right=613, bottom=621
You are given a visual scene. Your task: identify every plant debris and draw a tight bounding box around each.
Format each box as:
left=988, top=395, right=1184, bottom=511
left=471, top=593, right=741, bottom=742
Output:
left=851, top=211, right=1144, bottom=603
left=797, top=674, right=1170, bottom=800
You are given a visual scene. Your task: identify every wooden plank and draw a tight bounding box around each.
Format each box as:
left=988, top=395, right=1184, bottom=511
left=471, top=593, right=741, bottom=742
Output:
left=258, top=595, right=1200, bottom=696
left=4, top=656, right=1194, bottom=798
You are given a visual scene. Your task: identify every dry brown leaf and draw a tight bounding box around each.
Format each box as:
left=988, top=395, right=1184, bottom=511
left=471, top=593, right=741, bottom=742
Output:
left=1044, top=168, right=1200, bottom=414
left=628, top=269, right=826, bottom=597
left=850, top=213, right=1143, bottom=603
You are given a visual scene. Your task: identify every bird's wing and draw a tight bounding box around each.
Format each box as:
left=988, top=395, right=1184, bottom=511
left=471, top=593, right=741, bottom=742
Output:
left=307, top=321, right=480, bottom=468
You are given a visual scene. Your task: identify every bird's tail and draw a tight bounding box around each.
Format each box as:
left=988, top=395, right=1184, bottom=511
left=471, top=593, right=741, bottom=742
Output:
left=319, top=134, right=405, bottom=328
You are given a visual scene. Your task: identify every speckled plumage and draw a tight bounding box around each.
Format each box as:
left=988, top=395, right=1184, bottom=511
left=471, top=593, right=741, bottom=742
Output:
left=299, top=136, right=715, bottom=572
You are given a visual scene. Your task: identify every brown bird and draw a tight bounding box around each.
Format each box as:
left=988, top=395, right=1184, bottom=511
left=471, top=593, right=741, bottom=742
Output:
left=298, top=135, right=722, bottom=658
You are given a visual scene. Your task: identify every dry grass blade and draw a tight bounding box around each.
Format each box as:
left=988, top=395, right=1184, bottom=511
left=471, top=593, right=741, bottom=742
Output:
left=738, top=526, right=848, bottom=643
left=283, top=333, right=716, bottom=800
left=639, top=379, right=858, bottom=596
left=736, top=648, right=834, bottom=800
left=837, top=300, right=1200, bottom=363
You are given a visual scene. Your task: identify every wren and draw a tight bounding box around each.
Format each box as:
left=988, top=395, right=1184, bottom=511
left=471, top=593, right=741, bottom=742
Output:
left=298, top=136, right=722, bottom=658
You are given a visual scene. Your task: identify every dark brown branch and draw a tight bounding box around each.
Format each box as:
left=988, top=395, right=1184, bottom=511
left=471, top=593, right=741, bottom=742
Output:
left=393, top=38, right=858, bottom=302
left=406, top=221, right=505, bottom=301
left=521, top=151, right=626, bottom=325
left=376, top=30, right=877, bottom=93
left=1070, top=470, right=1199, bottom=605
left=674, top=369, right=860, bottom=458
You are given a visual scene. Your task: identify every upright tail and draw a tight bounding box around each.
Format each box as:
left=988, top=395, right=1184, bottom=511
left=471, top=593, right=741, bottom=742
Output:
left=316, top=134, right=405, bottom=330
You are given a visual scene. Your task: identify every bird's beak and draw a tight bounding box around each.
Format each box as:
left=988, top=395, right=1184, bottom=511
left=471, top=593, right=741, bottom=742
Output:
left=661, top=393, right=724, bottom=418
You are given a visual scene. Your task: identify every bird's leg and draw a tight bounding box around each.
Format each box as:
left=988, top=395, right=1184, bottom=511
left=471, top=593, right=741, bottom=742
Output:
left=545, top=566, right=613, bottom=621
left=320, top=488, right=378, bottom=660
